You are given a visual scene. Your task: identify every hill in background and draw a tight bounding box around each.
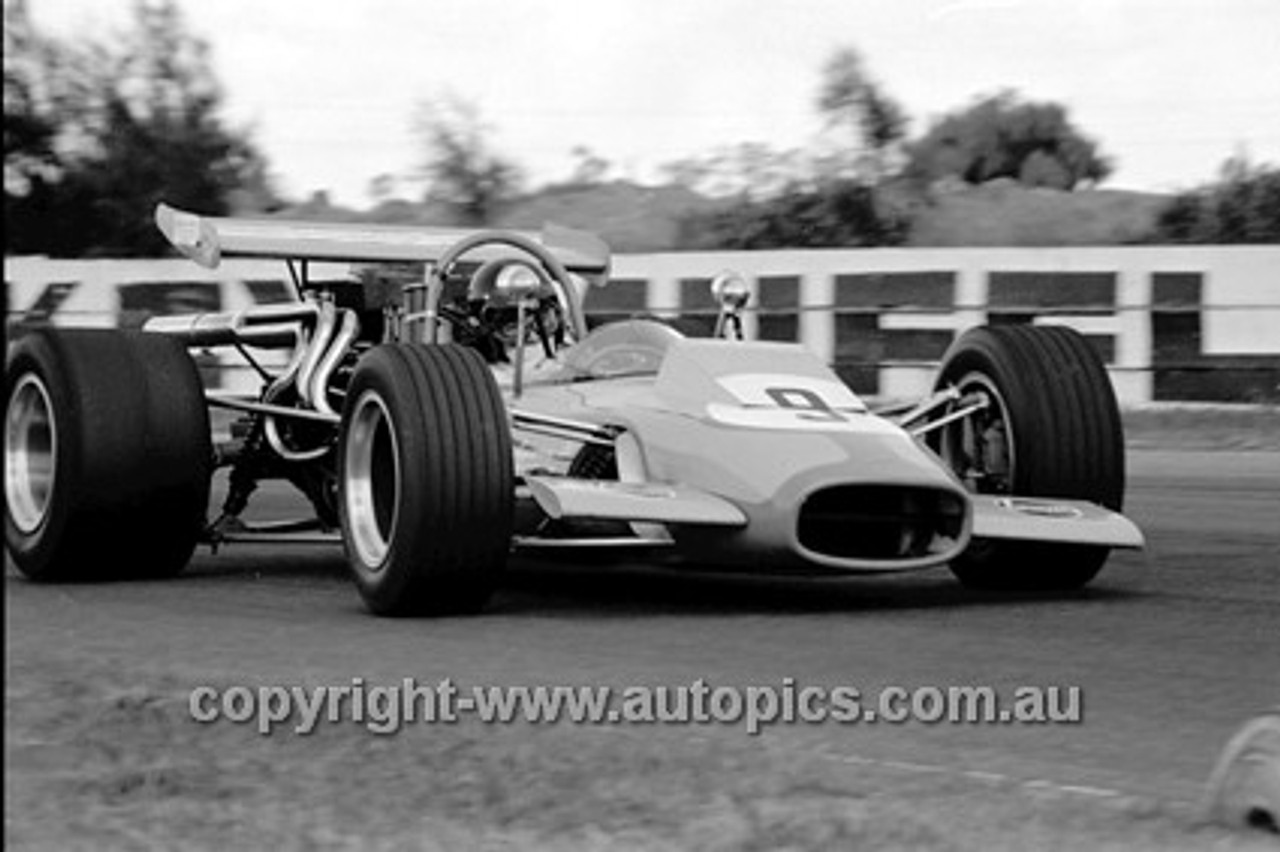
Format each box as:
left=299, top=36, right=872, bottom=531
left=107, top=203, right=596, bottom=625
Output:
left=901, top=179, right=1169, bottom=247
left=277, top=182, right=718, bottom=253
left=276, top=179, right=1172, bottom=251
left=495, top=182, right=720, bottom=252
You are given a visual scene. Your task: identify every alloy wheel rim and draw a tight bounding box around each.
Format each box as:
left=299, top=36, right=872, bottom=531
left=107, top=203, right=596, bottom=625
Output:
left=344, top=390, right=400, bottom=569
left=6, top=373, right=57, bottom=534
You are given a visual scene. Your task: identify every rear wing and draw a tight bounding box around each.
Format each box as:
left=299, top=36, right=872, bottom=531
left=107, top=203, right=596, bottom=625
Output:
left=154, top=203, right=611, bottom=276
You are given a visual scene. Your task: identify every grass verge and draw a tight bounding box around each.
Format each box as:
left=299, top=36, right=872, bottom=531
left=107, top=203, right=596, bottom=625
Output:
left=6, top=659, right=1274, bottom=851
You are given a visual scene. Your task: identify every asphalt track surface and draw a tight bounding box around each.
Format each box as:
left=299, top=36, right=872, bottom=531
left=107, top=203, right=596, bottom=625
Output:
left=6, top=450, right=1278, bottom=807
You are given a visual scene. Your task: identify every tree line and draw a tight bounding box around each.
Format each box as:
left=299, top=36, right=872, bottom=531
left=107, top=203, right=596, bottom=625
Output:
left=4, top=0, right=278, bottom=257
left=5, top=0, right=1276, bottom=256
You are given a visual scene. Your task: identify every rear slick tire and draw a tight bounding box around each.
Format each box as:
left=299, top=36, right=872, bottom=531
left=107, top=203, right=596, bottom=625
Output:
left=4, top=328, right=212, bottom=581
left=932, top=324, right=1124, bottom=591
left=338, top=343, right=514, bottom=616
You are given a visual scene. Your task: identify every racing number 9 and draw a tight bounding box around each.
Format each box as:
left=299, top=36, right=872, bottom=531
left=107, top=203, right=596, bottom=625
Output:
left=711, top=373, right=868, bottom=432
left=764, top=387, right=849, bottom=423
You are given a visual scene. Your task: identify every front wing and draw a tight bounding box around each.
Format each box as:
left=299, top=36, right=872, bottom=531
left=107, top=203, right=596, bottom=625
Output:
left=968, top=495, right=1144, bottom=549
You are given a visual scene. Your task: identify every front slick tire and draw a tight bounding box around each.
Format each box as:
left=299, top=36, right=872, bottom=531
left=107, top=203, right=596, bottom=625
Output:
left=338, top=344, right=513, bottom=616
left=934, top=324, right=1124, bottom=591
left=5, top=328, right=211, bottom=581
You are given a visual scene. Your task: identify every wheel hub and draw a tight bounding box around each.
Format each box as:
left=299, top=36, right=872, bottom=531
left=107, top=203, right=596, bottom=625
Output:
left=943, top=374, right=1015, bottom=494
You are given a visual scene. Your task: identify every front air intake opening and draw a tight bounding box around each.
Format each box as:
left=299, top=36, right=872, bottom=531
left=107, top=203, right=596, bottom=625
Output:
left=797, top=485, right=966, bottom=561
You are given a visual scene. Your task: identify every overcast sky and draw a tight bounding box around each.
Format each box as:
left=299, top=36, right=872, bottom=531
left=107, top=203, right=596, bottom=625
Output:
left=29, top=0, right=1280, bottom=206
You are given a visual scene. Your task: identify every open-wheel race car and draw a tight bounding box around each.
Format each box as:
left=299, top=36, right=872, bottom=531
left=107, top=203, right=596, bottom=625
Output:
left=5, top=204, right=1143, bottom=615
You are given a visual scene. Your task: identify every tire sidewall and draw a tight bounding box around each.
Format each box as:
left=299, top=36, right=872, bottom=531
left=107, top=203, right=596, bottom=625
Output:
left=4, top=335, right=79, bottom=575
left=338, top=351, right=427, bottom=611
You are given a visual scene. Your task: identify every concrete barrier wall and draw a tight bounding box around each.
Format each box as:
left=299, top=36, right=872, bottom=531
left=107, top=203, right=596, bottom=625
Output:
left=602, top=245, right=1280, bottom=403
left=7, top=246, right=1280, bottom=403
